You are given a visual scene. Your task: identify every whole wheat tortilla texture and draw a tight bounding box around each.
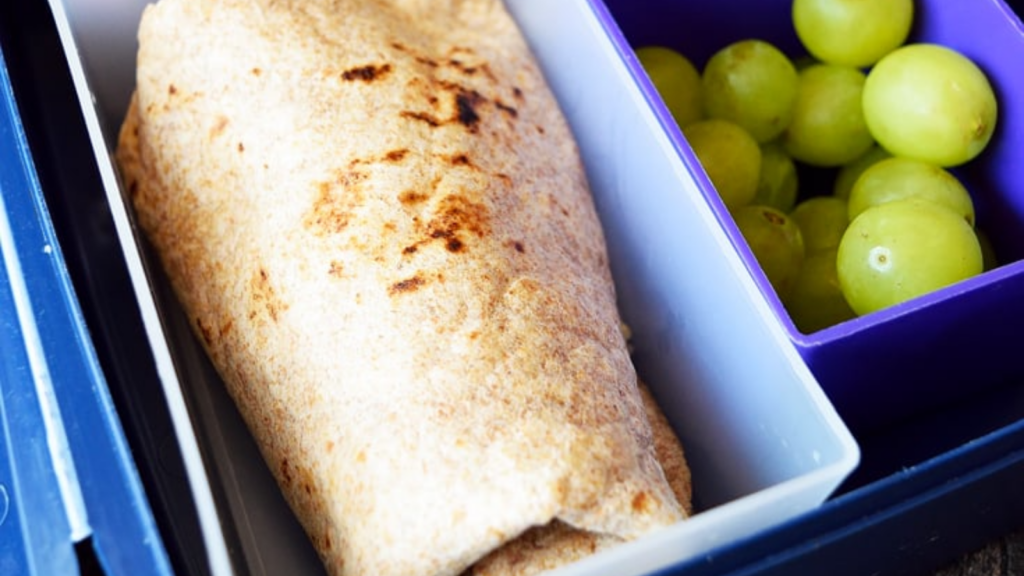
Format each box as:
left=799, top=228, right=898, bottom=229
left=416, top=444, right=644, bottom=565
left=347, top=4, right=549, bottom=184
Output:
left=117, top=0, right=686, bottom=575
left=466, top=380, right=692, bottom=576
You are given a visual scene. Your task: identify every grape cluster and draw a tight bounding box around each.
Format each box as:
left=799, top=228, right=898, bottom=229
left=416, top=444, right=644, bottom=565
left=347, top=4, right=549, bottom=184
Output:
left=636, top=0, right=999, bottom=333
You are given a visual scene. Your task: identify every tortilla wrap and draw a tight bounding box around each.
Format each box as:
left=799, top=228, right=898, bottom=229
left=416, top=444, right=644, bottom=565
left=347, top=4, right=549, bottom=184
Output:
left=117, top=1, right=687, bottom=575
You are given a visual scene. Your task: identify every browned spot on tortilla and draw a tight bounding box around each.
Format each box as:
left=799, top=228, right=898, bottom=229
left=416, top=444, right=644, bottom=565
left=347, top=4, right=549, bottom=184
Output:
left=399, top=189, right=429, bottom=205
left=389, top=275, right=426, bottom=295
left=342, top=63, right=392, bottom=82
left=384, top=148, right=408, bottom=162
left=251, top=67, right=261, bottom=76
left=442, top=236, right=464, bottom=253
left=304, top=173, right=366, bottom=236
left=237, top=142, right=245, bottom=152
left=279, top=458, right=294, bottom=489
left=325, top=440, right=335, bottom=453
left=210, top=115, right=229, bottom=138
left=535, top=124, right=546, bottom=135
left=423, top=194, right=491, bottom=254
left=355, top=450, right=366, bottom=463
left=631, top=490, right=652, bottom=513
left=249, top=266, right=288, bottom=322
left=513, top=86, right=524, bottom=100
left=128, top=179, right=139, bottom=198
left=219, top=320, right=234, bottom=338
left=168, top=83, right=178, bottom=95
left=448, top=58, right=475, bottom=74
left=512, top=240, right=525, bottom=253
left=328, top=261, right=344, bottom=278
left=447, top=153, right=474, bottom=167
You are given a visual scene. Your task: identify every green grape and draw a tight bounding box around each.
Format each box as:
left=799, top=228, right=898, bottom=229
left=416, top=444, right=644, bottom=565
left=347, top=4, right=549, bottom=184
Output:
left=785, top=248, right=856, bottom=333
left=792, top=0, right=913, bottom=68
left=701, top=39, right=799, bottom=143
left=837, top=199, right=982, bottom=316
left=833, top=145, right=891, bottom=201
left=847, top=157, right=975, bottom=226
left=790, top=196, right=848, bottom=253
left=976, top=227, right=999, bottom=272
left=636, top=46, right=704, bottom=128
left=781, top=64, right=874, bottom=167
left=683, top=119, right=762, bottom=210
left=863, top=43, right=998, bottom=167
left=733, top=204, right=805, bottom=300
left=753, top=142, right=799, bottom=213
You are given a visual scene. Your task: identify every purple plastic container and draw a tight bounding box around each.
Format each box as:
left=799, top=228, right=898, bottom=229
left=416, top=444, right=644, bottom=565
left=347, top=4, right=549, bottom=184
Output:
left=596, top=0, right=1024, bottom=433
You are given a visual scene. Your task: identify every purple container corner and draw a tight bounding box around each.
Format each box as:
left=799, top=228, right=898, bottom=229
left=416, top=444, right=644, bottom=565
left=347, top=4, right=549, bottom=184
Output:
left=597, top=0, right=1024, bottom=434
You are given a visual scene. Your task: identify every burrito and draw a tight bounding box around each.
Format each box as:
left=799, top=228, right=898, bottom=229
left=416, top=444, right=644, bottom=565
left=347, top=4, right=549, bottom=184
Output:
left=117, top=1, right=689, bottom=575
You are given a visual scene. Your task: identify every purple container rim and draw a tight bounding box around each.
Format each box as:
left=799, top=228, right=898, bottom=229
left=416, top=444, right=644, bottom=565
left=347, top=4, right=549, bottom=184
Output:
left=587, top=0, right=1024, bottom=352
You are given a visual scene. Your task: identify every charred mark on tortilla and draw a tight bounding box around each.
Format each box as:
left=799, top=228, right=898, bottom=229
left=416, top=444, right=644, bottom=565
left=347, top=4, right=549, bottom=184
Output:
left=494, top=99, right=518, bottom=118
left=402, top=85, right=483, bottom=132
left=195, top=317, right=213, bottom=346
left=389, top=275, right=426, bottom=295
left=512, top=240, right=526, bottom=253
left=430, top=230, right=464, bottom=253
left=390, top=41, right=438, bottom=68
left=400, top=110, right=441, bottom=127
left=455, top=90, right=483, bottom=129
left=167, top=83, right=178, bottom=95
left=341, top=63, right=392, bottom=82
left=448, top=58, right=476, bottom=74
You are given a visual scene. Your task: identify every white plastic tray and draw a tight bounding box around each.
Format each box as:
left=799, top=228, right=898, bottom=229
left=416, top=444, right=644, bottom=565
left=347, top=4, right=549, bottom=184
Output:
left=45, top=0, right=859, bottom=574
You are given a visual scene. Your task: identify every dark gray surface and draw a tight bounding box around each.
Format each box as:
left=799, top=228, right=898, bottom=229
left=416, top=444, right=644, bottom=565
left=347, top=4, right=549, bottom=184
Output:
left=936, top=529, right=1024, bottom=576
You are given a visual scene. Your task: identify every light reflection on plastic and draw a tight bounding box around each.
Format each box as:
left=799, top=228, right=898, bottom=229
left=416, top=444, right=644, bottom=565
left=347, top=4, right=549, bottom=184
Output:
left=0, top=484, right=8, bottom=527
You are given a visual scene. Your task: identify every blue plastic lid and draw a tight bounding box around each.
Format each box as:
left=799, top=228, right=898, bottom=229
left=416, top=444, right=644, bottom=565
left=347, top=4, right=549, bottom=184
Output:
left=0, top=38, right=171, bottom=576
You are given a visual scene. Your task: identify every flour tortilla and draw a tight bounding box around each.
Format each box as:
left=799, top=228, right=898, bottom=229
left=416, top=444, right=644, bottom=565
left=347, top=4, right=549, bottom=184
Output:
left=117, top=1, right=686, bottom=575
left=467, top=380, right=692, bottom=576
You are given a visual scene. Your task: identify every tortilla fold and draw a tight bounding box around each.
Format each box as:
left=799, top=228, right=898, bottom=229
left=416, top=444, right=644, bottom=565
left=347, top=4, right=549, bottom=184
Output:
left=467, top=380, right=693, bottom=576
